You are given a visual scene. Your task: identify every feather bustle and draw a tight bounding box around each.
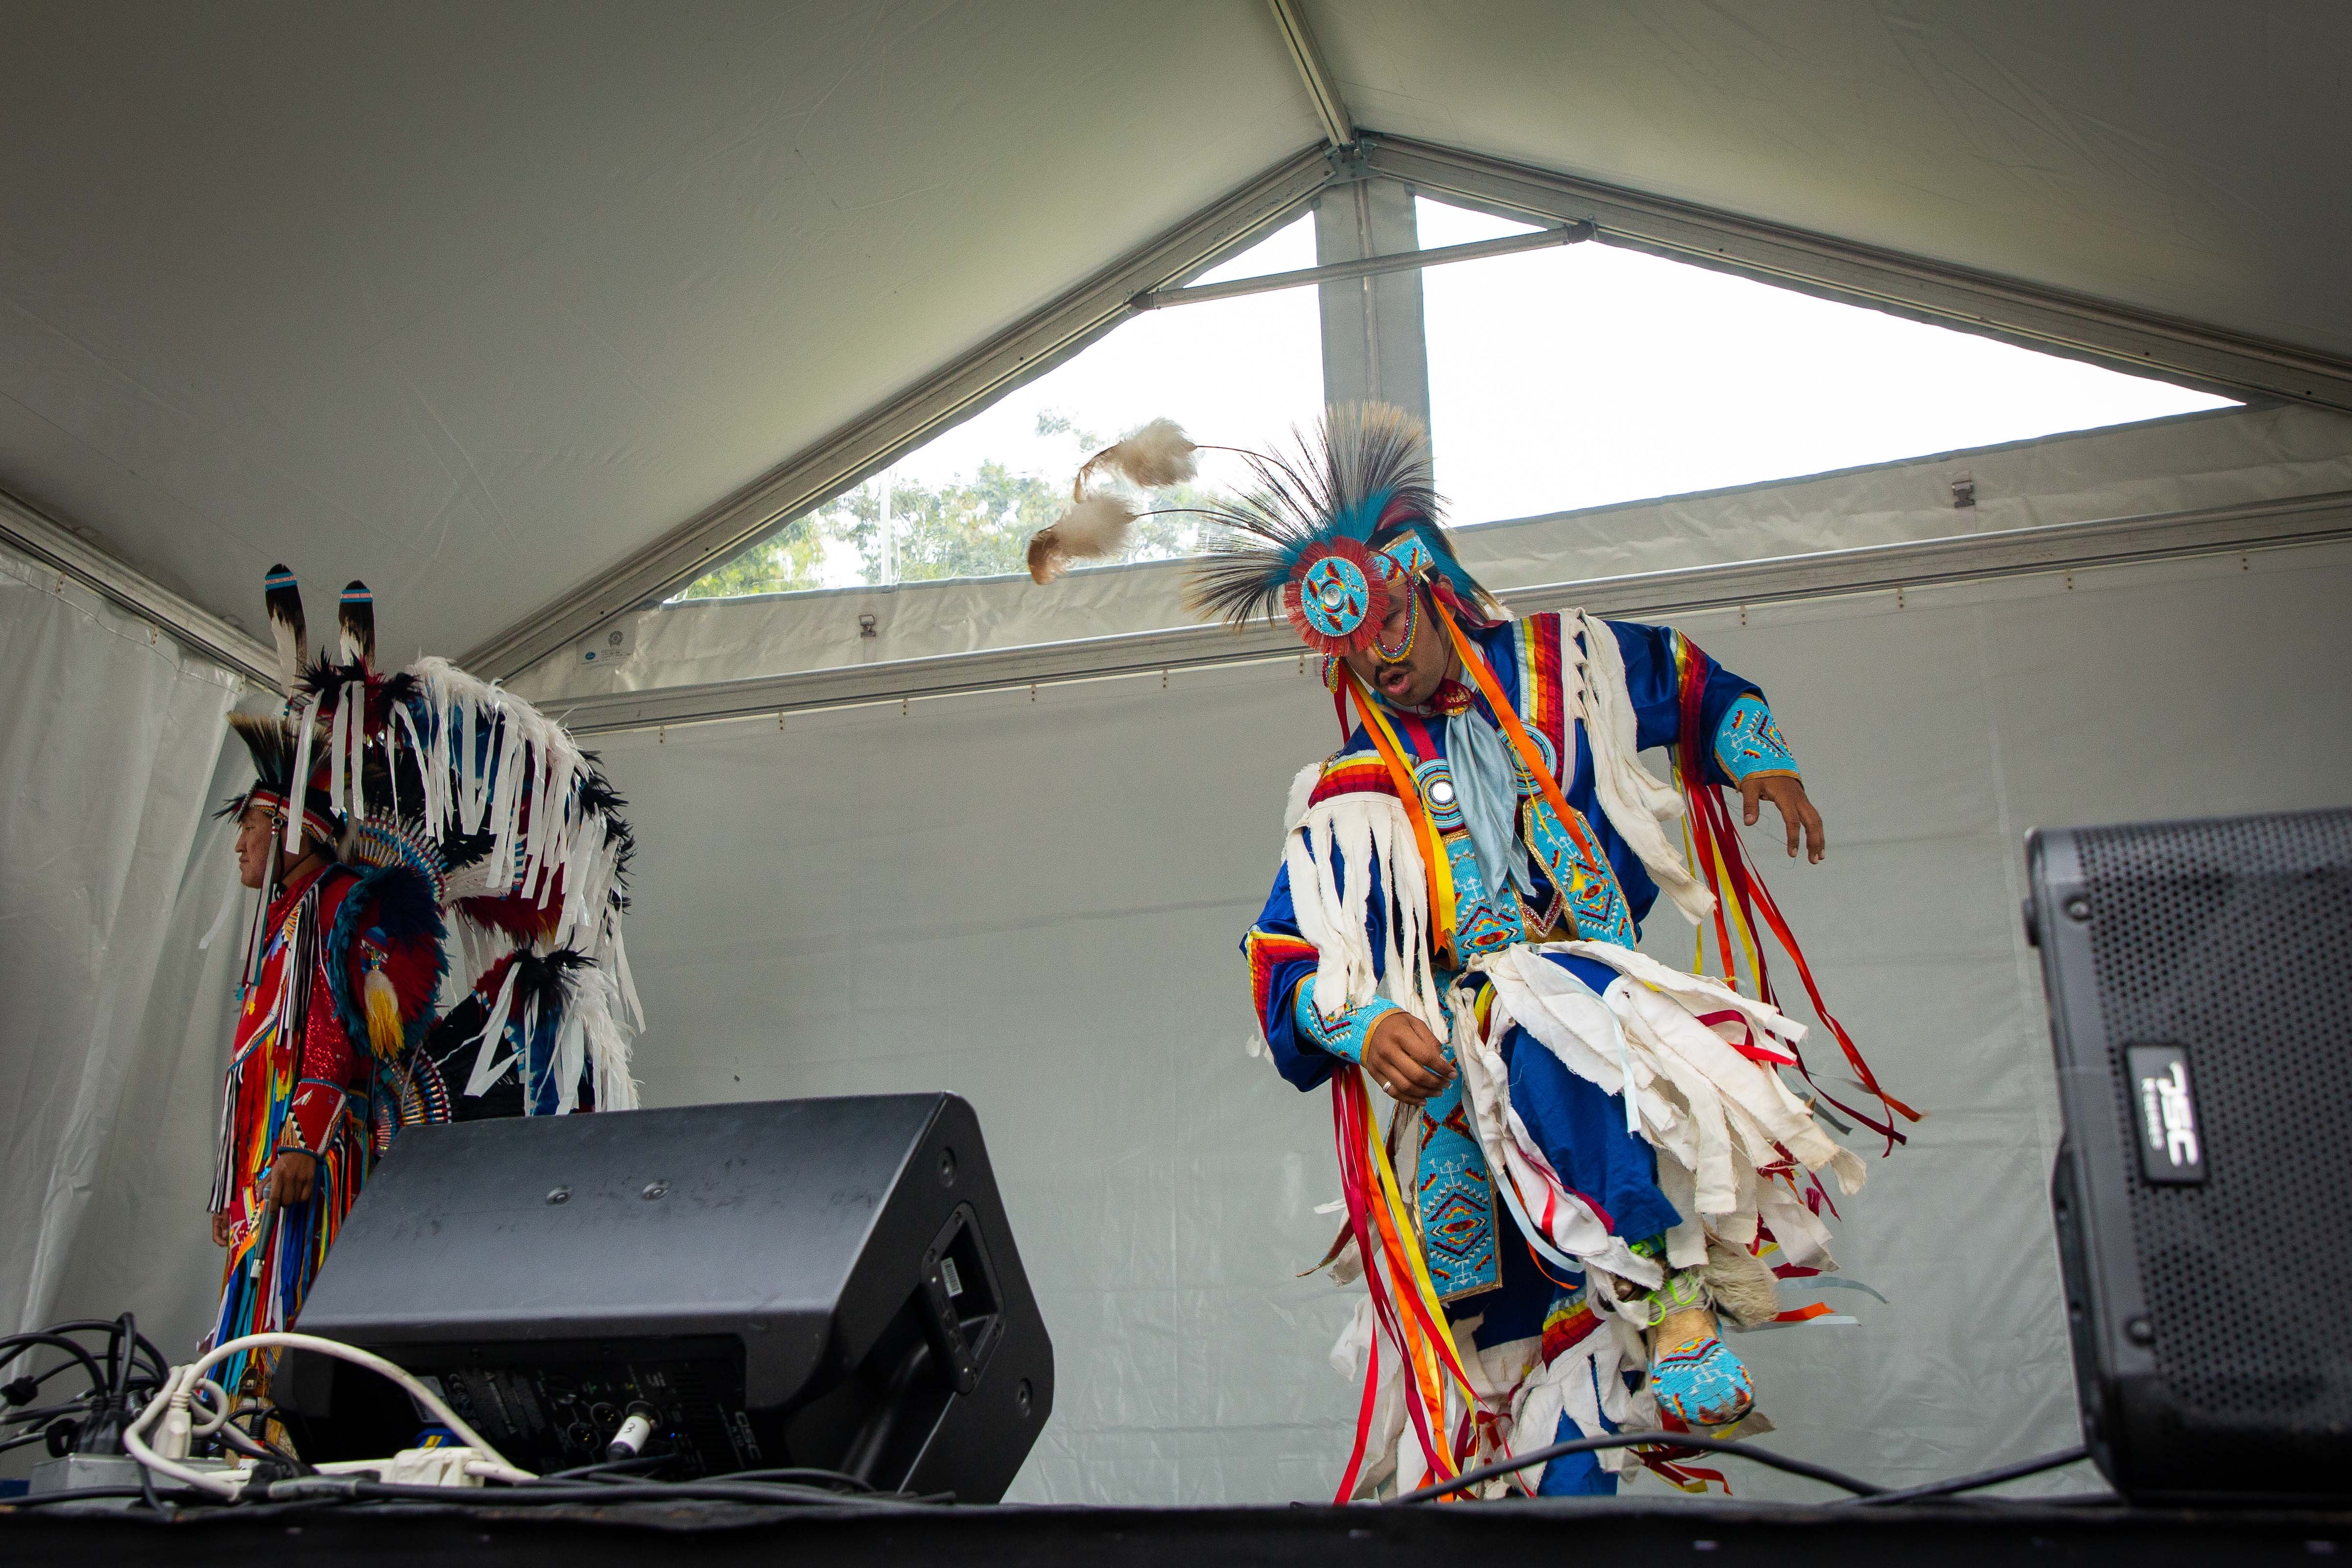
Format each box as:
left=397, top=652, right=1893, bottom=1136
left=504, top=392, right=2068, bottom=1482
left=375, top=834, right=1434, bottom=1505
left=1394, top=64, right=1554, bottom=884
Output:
left=231, top=578, right=646, bottom=1114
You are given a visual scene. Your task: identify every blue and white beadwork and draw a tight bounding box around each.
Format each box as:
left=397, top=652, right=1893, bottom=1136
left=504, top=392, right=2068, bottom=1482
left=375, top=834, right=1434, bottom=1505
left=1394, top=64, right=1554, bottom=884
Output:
left=1293, top=981, right=1399, bottom=1064
left=1380, top=532, right=1436, bottom=580
left=1649, top=1336, right=1755, bottom=1429
left=1417, top=1123, right=1500, bottom=1299
left=1413, top=758, right=1466, bottom=831
left=1521, top=796, right=1638, bottom=945
left=1714, top=694, right=1797, bottom=783
left=1299, top=554, right=1375, bottom=642
left=1446, top=834, right=1526, bottom=958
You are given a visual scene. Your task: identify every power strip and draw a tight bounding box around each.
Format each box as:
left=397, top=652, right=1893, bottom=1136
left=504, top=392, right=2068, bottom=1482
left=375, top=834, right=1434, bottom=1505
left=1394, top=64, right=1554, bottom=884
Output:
left=201, top=1445, right=494, bottom=1495
left=310, top=1445, right=489, bottom=1489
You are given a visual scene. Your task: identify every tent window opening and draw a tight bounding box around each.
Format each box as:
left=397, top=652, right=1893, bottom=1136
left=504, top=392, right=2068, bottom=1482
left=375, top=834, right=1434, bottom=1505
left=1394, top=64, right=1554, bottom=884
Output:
left=675, top=215, right=1324, bottom=603
left=662, top=191, right=2240, bottom=627
left=1414, top=196, right=2238, bottom=530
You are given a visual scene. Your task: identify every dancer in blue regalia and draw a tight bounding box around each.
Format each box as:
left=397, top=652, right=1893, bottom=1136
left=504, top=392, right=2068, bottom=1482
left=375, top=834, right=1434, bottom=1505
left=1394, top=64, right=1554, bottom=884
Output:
left=1031, top=405, right=1913, bottom=1500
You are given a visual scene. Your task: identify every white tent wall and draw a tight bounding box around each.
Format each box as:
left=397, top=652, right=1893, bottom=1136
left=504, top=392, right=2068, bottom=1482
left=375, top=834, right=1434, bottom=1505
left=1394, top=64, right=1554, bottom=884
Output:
left=591, top=538, right=2351, bottom=1503
left=0, top=537, right=248, bottom=1376
left=512, top=401, right=2352, bottom=702
left=30, top=739, right=254, bottom=1387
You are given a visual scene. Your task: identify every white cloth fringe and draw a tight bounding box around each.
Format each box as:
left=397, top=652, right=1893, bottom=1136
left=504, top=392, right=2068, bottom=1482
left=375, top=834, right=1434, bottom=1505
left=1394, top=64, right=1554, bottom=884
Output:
left=1509, top=1316, right=1654, bottom=1490
left=1567, top=610, right=1715, bottom=926
left=1282, top=790, right=1449, bottom=1040
left=1330, top=1298, right=1655, bottom=1499
left=1446, top=963, right=1663, bottom=1292
left=1477, top=941, right=1863, bottom=1280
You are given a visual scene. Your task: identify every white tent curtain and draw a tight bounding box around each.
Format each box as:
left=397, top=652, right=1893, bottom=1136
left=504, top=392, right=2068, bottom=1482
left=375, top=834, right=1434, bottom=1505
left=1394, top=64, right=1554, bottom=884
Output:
left=589, top=539, right=2352, bottom=1502
left=0, top=538, right=246, bottom=1353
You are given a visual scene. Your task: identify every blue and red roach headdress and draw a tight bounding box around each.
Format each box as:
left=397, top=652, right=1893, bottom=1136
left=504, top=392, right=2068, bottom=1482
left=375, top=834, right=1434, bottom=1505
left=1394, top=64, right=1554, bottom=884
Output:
left=1026, top=403, right=1501, bottom=663
left=1160, top=404, right=1500, bottom=653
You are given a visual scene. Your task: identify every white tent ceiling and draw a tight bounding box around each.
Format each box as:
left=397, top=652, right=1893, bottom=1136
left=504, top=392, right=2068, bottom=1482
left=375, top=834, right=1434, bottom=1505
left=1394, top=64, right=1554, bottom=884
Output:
left=1319, top=0, right=2352, bottom=358
left=4, top=0, right=2347, bottom=666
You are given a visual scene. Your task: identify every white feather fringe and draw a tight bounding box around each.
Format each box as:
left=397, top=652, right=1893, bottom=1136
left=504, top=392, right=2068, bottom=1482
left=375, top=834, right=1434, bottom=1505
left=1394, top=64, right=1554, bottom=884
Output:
left=400, top=655, right=641, bottom=1112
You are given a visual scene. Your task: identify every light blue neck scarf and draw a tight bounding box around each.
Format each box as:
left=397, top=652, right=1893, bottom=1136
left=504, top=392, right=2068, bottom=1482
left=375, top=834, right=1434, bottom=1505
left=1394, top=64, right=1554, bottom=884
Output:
left=1446, top=706, right=1535, bottom=897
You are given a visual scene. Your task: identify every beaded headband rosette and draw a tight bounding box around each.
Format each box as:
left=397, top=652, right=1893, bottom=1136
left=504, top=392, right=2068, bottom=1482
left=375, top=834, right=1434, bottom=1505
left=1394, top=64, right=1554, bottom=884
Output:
left=219, top=564, right=642, bottom=1119
left=1024, top=403, right=1499, bottom=690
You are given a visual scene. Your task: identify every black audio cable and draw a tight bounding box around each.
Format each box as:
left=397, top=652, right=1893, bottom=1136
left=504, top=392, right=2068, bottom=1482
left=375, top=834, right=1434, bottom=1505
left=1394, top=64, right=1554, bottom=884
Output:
left=1390, top=1430, right=2092, bottom=1506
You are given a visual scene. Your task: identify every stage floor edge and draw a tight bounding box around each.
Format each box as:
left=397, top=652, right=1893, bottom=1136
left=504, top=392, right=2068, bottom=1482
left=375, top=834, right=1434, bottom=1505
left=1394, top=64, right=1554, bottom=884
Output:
left=4, top=1497, right=2350, bottom=1566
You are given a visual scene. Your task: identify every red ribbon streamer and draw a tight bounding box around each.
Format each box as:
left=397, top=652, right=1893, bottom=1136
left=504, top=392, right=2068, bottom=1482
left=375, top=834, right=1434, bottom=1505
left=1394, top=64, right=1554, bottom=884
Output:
left=1671, top=634, right=1919, bottom=1151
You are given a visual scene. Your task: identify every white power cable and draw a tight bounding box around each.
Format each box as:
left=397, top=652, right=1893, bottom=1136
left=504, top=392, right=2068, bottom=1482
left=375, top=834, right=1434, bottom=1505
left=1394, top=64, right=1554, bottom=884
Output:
left=124, top=1331, right=536, bottom=1498
left=189, top=1378, right=232, bottom=1436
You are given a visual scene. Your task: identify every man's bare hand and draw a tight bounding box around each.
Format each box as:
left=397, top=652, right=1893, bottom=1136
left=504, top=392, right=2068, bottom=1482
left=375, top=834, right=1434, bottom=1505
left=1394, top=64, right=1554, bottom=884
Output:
left=212, top=1211, right=234, bottom=1248
left=1741, top=774, right=1827, bottom=864
left=1364, top=1011, right=1454, bottom=1105
left=269, top=1148, right=318, bottom=1205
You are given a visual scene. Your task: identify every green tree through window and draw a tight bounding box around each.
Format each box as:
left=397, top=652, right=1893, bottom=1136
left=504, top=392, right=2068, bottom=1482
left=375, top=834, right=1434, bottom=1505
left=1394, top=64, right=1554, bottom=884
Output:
left=674, top=411, right=1210, bottom=600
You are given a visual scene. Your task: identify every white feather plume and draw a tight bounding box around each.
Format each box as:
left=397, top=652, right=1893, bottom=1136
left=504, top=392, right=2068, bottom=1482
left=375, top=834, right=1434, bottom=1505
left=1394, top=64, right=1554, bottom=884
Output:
left=1026, top=494, right=1139, bottom=583
left=1094, top=418, right=1198, bottom=489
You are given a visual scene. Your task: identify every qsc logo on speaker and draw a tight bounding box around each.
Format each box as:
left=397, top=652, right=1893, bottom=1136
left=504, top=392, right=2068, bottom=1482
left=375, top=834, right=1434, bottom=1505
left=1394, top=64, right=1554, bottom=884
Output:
left=2125, top=1044, right=2207, bottom=1185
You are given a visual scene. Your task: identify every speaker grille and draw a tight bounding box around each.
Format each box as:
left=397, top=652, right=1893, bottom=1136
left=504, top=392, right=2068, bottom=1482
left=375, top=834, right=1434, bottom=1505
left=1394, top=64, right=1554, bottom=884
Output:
left=2077, top=810, right=2352, bottom=1427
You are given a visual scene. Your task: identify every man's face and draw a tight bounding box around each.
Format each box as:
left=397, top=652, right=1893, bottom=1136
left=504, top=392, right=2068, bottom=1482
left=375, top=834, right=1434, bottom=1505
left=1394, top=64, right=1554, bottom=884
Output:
left=234, top=805, right=278, bottom=890
left=1341, top=582, right=1456, bottom=708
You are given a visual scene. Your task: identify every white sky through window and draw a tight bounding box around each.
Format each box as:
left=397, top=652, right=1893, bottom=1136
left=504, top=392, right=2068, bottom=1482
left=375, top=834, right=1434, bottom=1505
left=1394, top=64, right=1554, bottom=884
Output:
left=1416, top=197, right=2236, bottom=526
left=784, top=216, right=1324, bottom=591
left=881, top=217, right=1321, bottom=499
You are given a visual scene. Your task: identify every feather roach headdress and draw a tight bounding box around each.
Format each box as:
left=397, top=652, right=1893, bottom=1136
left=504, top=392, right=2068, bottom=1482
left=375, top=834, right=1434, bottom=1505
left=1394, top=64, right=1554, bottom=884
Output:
left=224, top=564, right=642, bottom=1120
left=1026, top=404, right=1499, bottom=653
left=218, top=709, right=341, bottom=847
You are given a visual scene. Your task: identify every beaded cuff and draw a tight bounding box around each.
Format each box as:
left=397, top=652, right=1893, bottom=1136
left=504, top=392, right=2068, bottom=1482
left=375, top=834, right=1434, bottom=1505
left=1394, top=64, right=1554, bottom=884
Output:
left=1293, top=979, right=1401, bottom=1065
left=1714, top=693, right=1799, bottom=783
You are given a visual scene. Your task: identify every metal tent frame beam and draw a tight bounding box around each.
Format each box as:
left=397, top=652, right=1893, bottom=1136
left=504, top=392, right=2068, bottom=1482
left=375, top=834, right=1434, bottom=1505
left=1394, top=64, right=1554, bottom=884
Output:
left=1266, top=0, right=1354, bottom=150
left=1134, top=221, right=1590, bottom=310
left=1363, top=134, right=2352, bottom=415
left=0, top=485, right=279, bottom=690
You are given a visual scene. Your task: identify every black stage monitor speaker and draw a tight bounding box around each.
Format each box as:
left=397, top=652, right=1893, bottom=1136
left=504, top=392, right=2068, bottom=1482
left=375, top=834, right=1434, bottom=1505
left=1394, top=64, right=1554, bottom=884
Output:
left=283, top=1094, right=1053, bottom=1502
left=2028, top=808, right=2352, bottom=1504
